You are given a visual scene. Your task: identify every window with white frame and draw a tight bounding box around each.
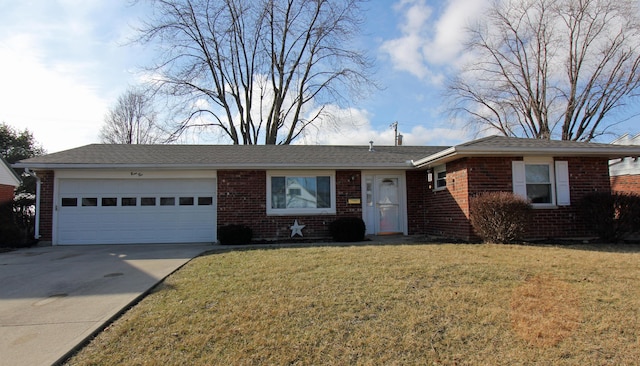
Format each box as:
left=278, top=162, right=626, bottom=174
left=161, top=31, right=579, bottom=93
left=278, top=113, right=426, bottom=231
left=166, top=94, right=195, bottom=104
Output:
left=433, top=164, right=447, bottom=190
left=267, top=171, right=336, bottom=215
left=512, top=159, right=570, bottom=206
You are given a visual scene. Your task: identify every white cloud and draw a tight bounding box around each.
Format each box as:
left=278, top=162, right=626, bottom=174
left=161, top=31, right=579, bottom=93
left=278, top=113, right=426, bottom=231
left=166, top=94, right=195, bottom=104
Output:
left=381, top=0, right=489, bottom=82
left=0, top=1, right=151, bottom=152
left=428, top=0, right=486, bottom=64
left=0, top=35, right=108, bottom=152
left=380, top=0, right=433, bottom=80
left=295, top=104, right=471, bottom=146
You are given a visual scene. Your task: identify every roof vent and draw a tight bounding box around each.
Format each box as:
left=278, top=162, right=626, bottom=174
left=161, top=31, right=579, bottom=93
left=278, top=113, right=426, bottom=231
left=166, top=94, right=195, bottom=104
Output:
left=369, top=140, right=375, bottom=152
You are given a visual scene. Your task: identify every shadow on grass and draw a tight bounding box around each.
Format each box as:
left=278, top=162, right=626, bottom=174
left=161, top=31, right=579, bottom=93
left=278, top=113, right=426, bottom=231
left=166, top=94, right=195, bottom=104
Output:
left=204, top=235, right=640, bottom=255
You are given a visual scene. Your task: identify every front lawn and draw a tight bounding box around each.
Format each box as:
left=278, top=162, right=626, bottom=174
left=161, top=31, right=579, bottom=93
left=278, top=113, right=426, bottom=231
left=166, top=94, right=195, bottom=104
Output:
left=66, top=244, right=640, bottom=365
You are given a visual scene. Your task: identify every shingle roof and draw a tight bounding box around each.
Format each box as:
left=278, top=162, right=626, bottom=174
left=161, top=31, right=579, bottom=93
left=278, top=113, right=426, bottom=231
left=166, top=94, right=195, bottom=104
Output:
left=412, top=135, right=640, bottom=168
left=15, top=144, right=448, bottom=169
left=458, top=135, right=636, bottom=150
left=15, top=136, right=640, bottom=171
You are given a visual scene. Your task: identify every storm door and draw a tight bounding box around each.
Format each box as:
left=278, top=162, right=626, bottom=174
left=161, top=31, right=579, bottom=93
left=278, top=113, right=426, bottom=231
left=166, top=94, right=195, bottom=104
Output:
left=362, top=174, right=405, bottom=235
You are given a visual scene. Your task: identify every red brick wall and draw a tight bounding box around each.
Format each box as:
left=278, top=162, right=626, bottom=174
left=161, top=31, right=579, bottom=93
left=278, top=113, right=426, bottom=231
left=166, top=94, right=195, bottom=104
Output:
left=611, top=175, right=640, bottom=194
left=406, top=170, right=427, bottom=234
left=0, top=185, right=14, bottom=204
left=422, top=156, right=612, bottom=241
left=423, top=159, right=474, bottom=240
left=217, top=170, right=362, bottom=240
left=526, top=156, right=611, bottom=239
left=36, top=170, right=54, bottom=241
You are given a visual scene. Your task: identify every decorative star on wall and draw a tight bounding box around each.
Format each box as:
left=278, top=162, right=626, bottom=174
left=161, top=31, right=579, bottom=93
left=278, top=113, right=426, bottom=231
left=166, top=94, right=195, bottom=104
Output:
left=290, top=219, right=305, bottom=237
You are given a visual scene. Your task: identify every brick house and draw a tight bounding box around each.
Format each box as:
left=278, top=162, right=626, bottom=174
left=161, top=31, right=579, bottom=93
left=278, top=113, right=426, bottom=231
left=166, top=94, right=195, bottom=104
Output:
left=610, top=133, right=640, bottom=194
left=14, top=136, right=640, bottom=245
left=0, top=156, right=20, bottom=204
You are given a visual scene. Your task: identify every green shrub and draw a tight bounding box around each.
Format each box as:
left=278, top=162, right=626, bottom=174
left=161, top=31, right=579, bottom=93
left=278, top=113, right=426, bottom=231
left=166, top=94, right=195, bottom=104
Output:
left=578, top=192, right=640, bottom=242
left=329, top=217, right=366, bottom=242
left=218, top=224, right=253, bottom=245
left=470, top=191, right=532, bottom=244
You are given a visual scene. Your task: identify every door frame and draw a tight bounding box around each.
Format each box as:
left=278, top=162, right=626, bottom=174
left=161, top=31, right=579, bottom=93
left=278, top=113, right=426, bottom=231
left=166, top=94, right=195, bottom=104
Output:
left=361, top=171, right=408, bottom=235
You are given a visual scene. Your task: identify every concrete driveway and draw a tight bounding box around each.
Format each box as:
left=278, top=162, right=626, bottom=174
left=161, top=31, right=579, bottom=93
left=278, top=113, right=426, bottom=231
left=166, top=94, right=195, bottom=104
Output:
left=0, top=243, right=210, bottom=366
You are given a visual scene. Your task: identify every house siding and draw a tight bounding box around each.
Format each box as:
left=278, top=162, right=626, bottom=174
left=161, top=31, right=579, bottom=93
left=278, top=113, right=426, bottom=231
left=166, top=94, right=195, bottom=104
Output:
left=423, top=156, right=611, bottom=241
left=36, top=170, right=54, bottom=241
left=611, top=175, right=640, bottom=194
left=217, top=170, right=363, bottom=240
left=406, top=170, right=427, bottom=235
left=424, top=159, right=474, bottom=240
left=31, top=156, right=616, bottom=244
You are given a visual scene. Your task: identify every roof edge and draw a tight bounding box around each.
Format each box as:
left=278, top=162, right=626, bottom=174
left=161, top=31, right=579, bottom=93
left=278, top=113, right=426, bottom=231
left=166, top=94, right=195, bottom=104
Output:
left=1, top=156, right=22, bottom=187
left=13, top=162, right=415, bottom=170
left=412, top=145, right=640, bottom=168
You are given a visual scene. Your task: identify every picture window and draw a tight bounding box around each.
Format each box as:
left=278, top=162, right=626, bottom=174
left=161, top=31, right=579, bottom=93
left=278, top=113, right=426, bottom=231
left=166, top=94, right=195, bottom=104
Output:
left=267, top=171, right=335, bottom=215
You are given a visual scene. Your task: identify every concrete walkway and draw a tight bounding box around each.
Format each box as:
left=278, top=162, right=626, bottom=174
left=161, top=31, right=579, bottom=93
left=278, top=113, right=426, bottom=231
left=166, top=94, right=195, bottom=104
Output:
left=0, top=243, right=210, bottom=366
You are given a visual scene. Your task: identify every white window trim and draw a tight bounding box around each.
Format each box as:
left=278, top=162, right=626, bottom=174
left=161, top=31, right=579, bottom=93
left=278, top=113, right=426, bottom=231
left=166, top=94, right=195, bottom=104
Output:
left=512, top=158, right=570, bottom=208
left=433, top=164, right=447, bottom=191
left=266, top=170, right=336, bottom=216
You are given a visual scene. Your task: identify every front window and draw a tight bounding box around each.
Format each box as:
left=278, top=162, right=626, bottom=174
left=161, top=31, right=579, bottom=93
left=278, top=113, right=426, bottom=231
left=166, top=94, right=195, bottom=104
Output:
left=433, top=164, right=447, bottom=191
left=525, top=164, right=552, bottom=203
left=267, top=171, right=335, bottom=215
left=512, top=158, right=570, bottom=207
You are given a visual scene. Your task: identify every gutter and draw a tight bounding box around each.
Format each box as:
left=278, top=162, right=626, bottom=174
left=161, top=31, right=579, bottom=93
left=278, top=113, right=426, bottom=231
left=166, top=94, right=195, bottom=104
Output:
left=12, top=162, right=416, bottom=171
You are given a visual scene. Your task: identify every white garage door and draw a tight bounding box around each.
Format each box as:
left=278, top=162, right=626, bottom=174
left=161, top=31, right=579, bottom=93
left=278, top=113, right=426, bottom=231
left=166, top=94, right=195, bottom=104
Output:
left=56, top=179, right=216, bottom=245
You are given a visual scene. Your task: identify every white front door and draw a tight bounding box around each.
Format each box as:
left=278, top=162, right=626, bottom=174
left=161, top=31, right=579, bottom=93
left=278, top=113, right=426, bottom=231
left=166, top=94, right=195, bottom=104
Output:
left=362, top=173, right=406, bottom=235
left=376, top=177, right=401, bottom=234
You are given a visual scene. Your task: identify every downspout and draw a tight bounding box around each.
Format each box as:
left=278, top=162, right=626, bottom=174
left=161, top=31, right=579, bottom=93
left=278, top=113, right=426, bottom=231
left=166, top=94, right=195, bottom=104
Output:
left=24, top=168, right=41, bottom=239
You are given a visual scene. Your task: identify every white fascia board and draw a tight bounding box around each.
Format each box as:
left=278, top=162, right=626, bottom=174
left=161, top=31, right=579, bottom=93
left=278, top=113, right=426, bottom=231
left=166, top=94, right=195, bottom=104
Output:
left=411, top=147, right=457, bottom=168
left=0, top=167, right=21, bottom=187
left=460, top=146, right=640, bottom=156
left=1, top=158, right=21, bottom=186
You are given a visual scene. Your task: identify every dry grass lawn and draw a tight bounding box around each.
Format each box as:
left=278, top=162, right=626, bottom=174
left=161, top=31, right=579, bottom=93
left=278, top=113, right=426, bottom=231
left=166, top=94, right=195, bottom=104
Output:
left=66, top=243, right=640, bottom=365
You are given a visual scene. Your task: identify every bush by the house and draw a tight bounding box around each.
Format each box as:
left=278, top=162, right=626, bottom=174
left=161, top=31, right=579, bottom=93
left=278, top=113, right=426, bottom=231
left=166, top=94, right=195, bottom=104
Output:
left=578, top=192, right=640, bottom=242
left=470, top=191, right=532, bottom=244
left=0, top=202, right=35, bottom=248
left=218, top=224, right=253, bottom=245
left=329, top=217, right=366, bottom=242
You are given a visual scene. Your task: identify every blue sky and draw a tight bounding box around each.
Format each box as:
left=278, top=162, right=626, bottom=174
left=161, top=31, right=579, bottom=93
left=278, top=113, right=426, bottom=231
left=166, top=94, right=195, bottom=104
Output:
left=0, top=0, right=637, bottom=153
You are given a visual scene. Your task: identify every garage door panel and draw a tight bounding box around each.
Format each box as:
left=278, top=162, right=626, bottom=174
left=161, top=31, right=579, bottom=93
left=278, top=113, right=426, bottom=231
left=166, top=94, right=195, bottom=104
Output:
left=57, top=179, right=217, bottom=245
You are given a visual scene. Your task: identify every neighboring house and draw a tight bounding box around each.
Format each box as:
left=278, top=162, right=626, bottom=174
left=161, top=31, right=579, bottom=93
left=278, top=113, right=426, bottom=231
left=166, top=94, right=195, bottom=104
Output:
left=0, top=156, right=21, bottom=204
left=14, top=136, right=640, bottom=245
left=609, top=133, right=640, bottom=194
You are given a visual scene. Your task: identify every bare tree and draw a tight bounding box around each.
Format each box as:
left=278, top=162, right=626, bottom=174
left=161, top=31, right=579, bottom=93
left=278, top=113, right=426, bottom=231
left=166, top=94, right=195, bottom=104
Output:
left=135, top=0, right=372, bottom=145
left=448, top=0, right=640, bottom=141
left=100, top=88, right=162, bottom=144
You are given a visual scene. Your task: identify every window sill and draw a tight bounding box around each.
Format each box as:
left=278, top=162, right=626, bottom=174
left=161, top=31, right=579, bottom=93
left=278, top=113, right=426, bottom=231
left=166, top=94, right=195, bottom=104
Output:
left=531, top=204, right=558, bottom=210
left=267, top=209, right=336, bottom=216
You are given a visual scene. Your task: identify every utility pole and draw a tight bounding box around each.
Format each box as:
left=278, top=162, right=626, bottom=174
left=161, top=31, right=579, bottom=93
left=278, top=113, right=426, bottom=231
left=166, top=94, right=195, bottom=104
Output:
left=390, top=121, right=402, bottom=146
